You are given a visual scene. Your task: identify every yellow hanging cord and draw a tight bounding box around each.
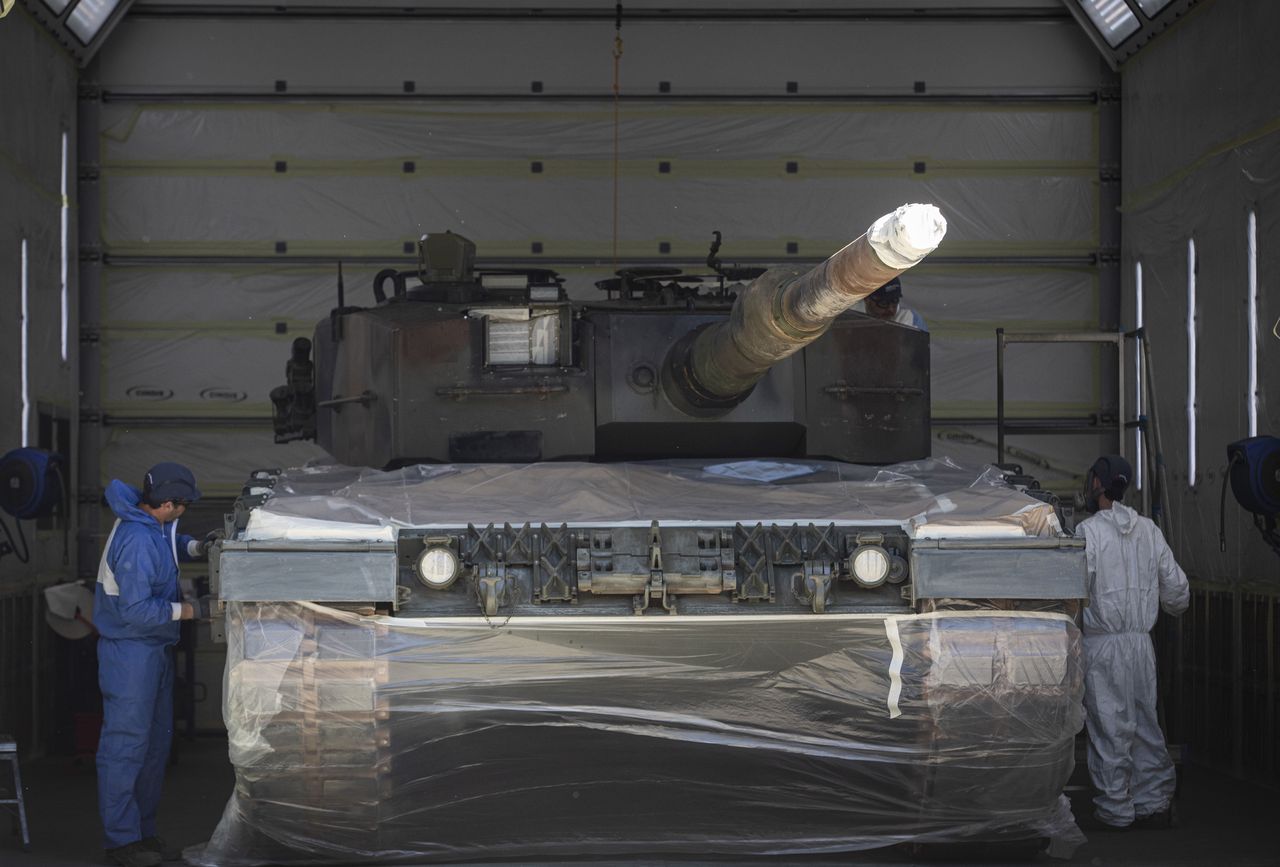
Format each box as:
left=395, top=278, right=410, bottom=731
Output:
left=611, top=3, right=624, bottom=272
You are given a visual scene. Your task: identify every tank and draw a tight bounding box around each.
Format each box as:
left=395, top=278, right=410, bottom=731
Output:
left=196, top=205, right=1087, bottom=866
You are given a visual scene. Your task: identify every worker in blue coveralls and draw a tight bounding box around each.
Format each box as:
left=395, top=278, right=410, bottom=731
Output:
left=1077, top=455, right=1189, bottom=831
left=93, top=462, right=213, bottom=867
left=853, top=276, right=928, bottom=331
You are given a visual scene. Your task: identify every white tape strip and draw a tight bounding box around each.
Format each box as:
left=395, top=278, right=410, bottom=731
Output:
left=299, top=606, right=1075, bottom=630
left=884, top=616, right=905, bottom=720
left=97, top=519, right=122, bottom=597
left=867, top=203, right=947, bottom=270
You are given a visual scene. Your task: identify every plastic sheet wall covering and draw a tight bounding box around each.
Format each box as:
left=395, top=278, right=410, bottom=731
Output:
left=1121, top=0, right=1280, bottom=584
left=101, top=104, right=1097, bottom=165
left=102, top=175, right=1096, bottom=255
left=101, top=331, right=299, bottom=411
left=100, top=428, right=328, bottom=496
left=97, top=18, right=1101, bottom=94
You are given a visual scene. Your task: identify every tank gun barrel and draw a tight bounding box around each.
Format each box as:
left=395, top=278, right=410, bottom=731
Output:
left=663, top=203, right=947, bottom=415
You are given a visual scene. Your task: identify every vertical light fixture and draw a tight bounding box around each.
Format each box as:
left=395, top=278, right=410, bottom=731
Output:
left=1186, top=238, right=1197, bottom=485
left=21, top=238, right=31, bottom=448
left=1247, top=210, right=1259, bottom=438
left=1134, top=260, right=1144, bottom=491
left=60, top=130, right=69, bottom=363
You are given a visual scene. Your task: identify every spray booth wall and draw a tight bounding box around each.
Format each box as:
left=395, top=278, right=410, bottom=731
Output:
left=79, top=6, right=1112, bottom=734
left=0, top=6, right=80, bottom=755
left=1121, top=0, right=1280, bottom=782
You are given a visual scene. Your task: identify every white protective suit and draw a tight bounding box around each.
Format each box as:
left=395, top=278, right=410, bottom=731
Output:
left=1079, top=501, right=1189, bottom=826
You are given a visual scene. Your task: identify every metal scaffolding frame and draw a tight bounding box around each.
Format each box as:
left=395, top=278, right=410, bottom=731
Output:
left=995, top=327, right=1172, bottom=534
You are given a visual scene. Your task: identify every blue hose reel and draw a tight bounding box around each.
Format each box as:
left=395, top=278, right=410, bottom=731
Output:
left=0, top=448, right=65, bottom=520
left=0, top=449, right=66, bottom=564
left=1223, top=436, right=1280, bottom=556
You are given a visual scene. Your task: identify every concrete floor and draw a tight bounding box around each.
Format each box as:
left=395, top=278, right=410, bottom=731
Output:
left=2, top=738, right=1278, bottom=866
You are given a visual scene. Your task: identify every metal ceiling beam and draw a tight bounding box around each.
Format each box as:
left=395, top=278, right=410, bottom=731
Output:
left=102, top=254, right=1100, bottom=268
left=97, top=90, right=1098, bottom=104
left=126, top=4, right=1072, bottom=22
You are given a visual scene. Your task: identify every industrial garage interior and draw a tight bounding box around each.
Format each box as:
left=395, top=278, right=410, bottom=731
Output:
left=1, top=0, right=1277, bottom=865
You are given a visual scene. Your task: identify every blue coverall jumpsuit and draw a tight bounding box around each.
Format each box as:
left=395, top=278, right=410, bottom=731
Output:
left=93, top=480, right=200, bottom=850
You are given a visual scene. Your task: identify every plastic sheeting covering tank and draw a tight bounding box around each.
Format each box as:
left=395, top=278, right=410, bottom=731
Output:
left=190, top=458, right=1087, bottom=864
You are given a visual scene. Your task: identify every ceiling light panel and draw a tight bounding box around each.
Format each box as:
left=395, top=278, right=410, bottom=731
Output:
left=1074, top=0, right=1140, bottom=47
left=67, top=0, right=123, bottom=43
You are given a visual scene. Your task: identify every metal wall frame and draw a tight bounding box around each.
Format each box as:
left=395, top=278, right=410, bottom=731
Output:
left=0, top=587, right=56, bottom=759
left=77, top=60, right=105, bottom=579
left=1162, top=585, right=1280, bottom=785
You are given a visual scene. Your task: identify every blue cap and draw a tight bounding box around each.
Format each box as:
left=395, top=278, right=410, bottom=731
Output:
left=143, top=462, right=202, bottom=504
left=867, top=276, right=903, bottom=304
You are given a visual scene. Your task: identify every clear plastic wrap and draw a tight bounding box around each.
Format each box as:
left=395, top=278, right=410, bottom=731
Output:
left=243, top=457, right=1061, bottom=540
left=193, top=458, right=1085, bottom=863
left=191, top=602, right=1084, bottom=864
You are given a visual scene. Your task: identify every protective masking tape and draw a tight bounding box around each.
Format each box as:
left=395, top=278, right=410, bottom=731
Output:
left=884, top=616, right=905, bottom=720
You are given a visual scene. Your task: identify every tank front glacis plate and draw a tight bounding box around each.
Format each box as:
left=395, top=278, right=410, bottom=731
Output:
left=195, top=601, right=1083, bottom=865
left=216, top=461, right=1083, bottom=616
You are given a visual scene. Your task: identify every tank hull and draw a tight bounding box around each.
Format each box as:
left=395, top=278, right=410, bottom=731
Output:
left=203, top=604, right=1081, bottom=864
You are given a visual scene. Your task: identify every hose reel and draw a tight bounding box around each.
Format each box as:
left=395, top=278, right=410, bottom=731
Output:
left=0, top=448, right=67, bottom=563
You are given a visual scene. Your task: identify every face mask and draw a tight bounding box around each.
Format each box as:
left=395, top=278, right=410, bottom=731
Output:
left=1084, top=487, right=1102, bottom=513
left=1083, top=471, right=1102, bottom=513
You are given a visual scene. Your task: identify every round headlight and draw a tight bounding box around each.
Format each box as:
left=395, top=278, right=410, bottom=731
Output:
left=416, top=546, right=460, bottom=589
left=849, top=545, right=890, bottom=588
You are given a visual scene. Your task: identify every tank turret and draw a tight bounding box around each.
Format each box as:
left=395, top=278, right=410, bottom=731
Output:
left=272, top=205, right=945, bottom=467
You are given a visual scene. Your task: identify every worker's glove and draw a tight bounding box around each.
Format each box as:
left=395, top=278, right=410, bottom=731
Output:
left=199, top=531, right=221, bottom=557
left=191, top=595, right=217, bottom=620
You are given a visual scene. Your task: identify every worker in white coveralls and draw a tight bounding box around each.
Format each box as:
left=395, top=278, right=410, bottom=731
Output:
left=1077, top=454, right=1189, bottom=830
left=853, top=276, right=927, bottom=331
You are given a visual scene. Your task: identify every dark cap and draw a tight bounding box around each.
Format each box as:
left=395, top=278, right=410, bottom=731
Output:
left=143, top=462, right=202, bottom=504
left=1087, top=454, right=1132, bottom=501
left=867, top=276, right=903, bottom=305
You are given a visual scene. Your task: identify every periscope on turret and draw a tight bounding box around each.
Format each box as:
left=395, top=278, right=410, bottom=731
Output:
left=196, top=205, right=1088, bottom=865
